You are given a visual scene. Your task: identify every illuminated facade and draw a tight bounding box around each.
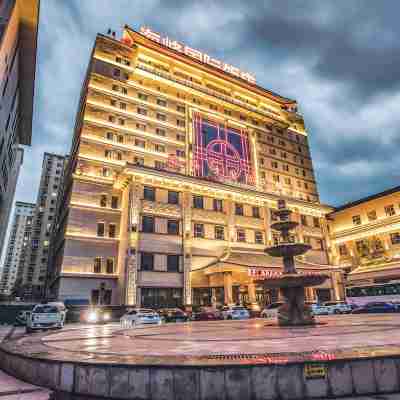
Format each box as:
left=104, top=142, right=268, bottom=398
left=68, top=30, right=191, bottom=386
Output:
left=328, top=186, right=400, bottom=287
left=0, top=0, right=39, bottom=256
left=48, top=26, right=343, bottom=308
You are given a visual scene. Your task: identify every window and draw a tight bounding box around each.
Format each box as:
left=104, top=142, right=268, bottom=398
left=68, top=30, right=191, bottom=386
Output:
left=106, top=132, right=114, bottom=141
left=136, top=123, right=146, bottom=131
left=122, top=87, right=128, bottom=95
left=120, top=103, right=126, bottom=110
left=271, top=161, right=278, bottom=169
left=108, top=115, right=115, bottom=123
left=142, top=216, right=155, bottom=233
left=155, top=144, right=165, bottom=153
left=167, top=219, right=179, bottom=235
left=100, top=194, right=107, bottom=207
left=111, top=196, right=118, bottom=209
left=177, top=119, right=185, bottom=127
left=194, top=223, right=204, bottom=238
left=252, top=206, right=260, bottom=218
left=94, top=257, right=102, bottom=273
left=97, top=222, right=105, bottom=237
left=391, top=232, right=400, bottom=245
left=167, top=255, right=180, bottom=272
left=193, top=195, right=204, bottom=209
left=237, top=229, right=246, bottom=242
left=113, top=68, right=121, bottom=77
left=338, top=244, right=348, bottom=256
left=168, top=191, right=179, bottom=205
left=143, top=186, right=155, bottom=201
left=110, top=99, right=116, bottom=107
left=118, top=118, right=125, bottom=126
left=140, top=253, right=154, bottom=271
left=385, top=205, right=396, bottom=217
left=134, top=138, right=146, bottom=148
left=213, top=199, right=223, bottom=212
left=138, top=92, right=148, bottom=101
left=224, top=109, right=232, bottom=116
left=301, top=215, right=308, bottom=226
left=134, top=157, right=144, bottom=166
left=352, top=215, right=361, bottom=226
left=156, top=113, right=166, bottom=121
left=155, top=161, right=165, bottom=170
left=367, top=210, right=377, bottom=221
left=255, top=231, right=264, bottom=244
left=106, top=258, right=114, bottom=274
left=235, top=203, right=244, bottom=216
left=137, top=107, right=147, bottom=115
left=316, top=239, right=324, bottom=251
left=215, top=225, right=225, bottom=240
left=176, top=134, right=185, bottom=142
left=109, top=224, right=116, bottom=238
left=157, top=98, right=167, bottom=107
left=102, top=167, right=111, bottom=177
left=177, top=105, right=185, bottom=113
left=176, top=149, right=185, bottom=158
left=313, top=217, right=320, bottom=228
left=156, top=128, right=166, bottom=136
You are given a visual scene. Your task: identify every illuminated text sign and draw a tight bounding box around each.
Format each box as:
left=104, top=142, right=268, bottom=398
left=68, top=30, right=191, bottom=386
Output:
left=139, top=26, right=256, bottom=84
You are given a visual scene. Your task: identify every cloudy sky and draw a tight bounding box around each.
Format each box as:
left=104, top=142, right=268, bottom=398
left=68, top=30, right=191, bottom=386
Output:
left=16, top=0, right=400, bottom=207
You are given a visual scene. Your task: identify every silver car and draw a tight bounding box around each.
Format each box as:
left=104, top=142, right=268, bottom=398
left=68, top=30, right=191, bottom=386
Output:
left=120, top=308, right=161, bottom=328
left=221, top=306, right=250, bottom=320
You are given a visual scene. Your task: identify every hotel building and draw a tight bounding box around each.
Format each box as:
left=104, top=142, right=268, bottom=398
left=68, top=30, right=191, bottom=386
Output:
left=0, top=201, right=35, bottom=296
left=328, top=186, right=400, bottom=288
left=0, top=0, right=39, bottom=255
left=21, top=152, right=66, bottom=300
left=48, top=26, right=343, bottom=308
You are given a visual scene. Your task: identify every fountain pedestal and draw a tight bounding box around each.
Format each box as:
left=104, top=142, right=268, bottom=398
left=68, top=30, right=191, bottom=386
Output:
left=256, top=199, right=329, bottom=326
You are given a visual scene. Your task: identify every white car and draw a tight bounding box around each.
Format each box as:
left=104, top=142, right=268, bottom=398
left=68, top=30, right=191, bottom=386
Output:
left=120, top=308, right=161, bottom=328
left=221, top=306, right=250, bottom=320
left=26, top=304, right=65, bottom=333
left=323, top=302, right=352, bottom=314
left=260, top=302, right=283, bottom=319
left=310, top=304, right=334, bottom=316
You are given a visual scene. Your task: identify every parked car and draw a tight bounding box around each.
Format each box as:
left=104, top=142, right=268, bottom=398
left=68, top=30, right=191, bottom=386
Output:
left=26, top=304, right=65, bottom=333
left=120, top=308, right=161, bottom=328
left=260, top=302, right=284, bottom=319
left=310, top=303, right=334, bottom=316
left=221, top=305, right=250, bottom=320
left=158, top=308, right=188, bottom=323
left=352, top=302, right=398, bottom=314
left=323, top=301, right=352, bottom=314
left=191, top=307, right=222, bottom=321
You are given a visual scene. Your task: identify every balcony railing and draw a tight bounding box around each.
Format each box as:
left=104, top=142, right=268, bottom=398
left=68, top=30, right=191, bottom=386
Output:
left=135, top=64, right=284, bottom=123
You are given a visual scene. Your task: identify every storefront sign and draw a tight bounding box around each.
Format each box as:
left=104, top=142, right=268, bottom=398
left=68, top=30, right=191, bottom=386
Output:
left=139, top=26, right=256, bottom=84
left=304, top=363, right=327, bottom=379
left=248, top=268, right=325, bottom=279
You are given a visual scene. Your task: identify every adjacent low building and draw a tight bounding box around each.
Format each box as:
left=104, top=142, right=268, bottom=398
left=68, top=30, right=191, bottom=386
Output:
left=48, top=25, right=344, bottom=308
left=328, top=186, right=400, bottom=288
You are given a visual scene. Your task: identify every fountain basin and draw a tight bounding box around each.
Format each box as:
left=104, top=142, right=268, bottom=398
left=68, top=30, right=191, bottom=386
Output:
left=265, top=243, right=312, bottom=258
left=259, top=273, right=329, bottom=289
left=270, top=221, right=299, bottom=232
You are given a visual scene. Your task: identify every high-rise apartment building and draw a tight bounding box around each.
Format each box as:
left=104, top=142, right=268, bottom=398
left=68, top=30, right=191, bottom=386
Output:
left=0, top=0, right=39, bottom=254
left=48, top=26, right=343, bottom=308
left=0, top=201, right=35, bottom=296
left=22, top=152, right=66, bottom=300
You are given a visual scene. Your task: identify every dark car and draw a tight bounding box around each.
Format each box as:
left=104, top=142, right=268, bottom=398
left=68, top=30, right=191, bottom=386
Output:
left=158, top=308, right=189, bottom=323
left=192, top=307, right=222, bottom=321
left=352, top=302, right=398, bottom=314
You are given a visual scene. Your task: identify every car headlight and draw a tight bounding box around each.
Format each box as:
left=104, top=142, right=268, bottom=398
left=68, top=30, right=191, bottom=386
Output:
left=103, top=313, right=110, bottom=321
left=87, top=312, right=97, bottom=322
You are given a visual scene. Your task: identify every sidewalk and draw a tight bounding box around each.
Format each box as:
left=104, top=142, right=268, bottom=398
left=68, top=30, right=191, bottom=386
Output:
left=0, top=369, right=51, bottom=399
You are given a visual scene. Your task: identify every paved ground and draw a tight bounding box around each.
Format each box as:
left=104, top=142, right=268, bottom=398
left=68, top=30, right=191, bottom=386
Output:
left=5, top=314, right=397, bottom=366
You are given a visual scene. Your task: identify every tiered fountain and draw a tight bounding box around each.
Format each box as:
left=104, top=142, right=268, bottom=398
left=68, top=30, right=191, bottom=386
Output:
left=258, top=199, right=329, bottom=326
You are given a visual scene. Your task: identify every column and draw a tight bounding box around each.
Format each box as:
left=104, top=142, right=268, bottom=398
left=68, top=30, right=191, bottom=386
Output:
left=182, top=191, right=193, bottom=308
left=211, top=287, right=217, bottom=307
left=125, top=182, right=142, bottom=305
left=263, top=202, right=272, bottom=245
left=224, top=272, right=233, bottom=305
left=248, top=282, right=257, bottom=303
